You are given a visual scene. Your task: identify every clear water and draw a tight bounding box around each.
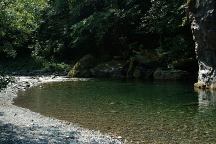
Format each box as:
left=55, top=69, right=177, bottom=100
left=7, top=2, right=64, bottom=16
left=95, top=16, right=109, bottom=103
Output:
left=14, top=80, right=216, bottom=143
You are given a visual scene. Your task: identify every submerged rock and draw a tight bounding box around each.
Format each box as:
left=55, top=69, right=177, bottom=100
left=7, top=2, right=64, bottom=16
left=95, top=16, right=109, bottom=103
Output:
left=189, top=0, right=216, bottom=89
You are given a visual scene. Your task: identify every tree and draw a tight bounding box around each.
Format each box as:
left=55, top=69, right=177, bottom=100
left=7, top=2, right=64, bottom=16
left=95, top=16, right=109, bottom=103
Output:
left=0, top=0, right=48, bottom=59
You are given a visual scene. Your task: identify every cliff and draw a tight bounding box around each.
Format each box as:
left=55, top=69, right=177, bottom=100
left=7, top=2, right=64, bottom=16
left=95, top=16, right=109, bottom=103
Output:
left=189, top=0, right=216, bottom=89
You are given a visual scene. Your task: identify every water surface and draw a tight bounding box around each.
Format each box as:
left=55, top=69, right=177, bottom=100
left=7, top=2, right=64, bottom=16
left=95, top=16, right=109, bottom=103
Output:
left=14, top=80, right=216, bottom=143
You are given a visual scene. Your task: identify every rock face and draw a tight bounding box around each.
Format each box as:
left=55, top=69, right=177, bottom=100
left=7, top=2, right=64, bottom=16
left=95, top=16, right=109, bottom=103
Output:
left=153, top=68, right=189, bottom=80
left=189, top=0, right=216, bottom=89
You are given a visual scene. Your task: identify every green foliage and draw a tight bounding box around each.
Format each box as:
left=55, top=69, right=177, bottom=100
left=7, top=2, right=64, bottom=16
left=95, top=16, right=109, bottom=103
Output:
left=69, top=10, right=120, bottom=55
left=158, top=35, right=192, bottom=65
left=43, top=62, right=70, bottom=73
left=0, top=0, right=195, bottom=73
left=0, top=0, right=48, bottom=58
left=138, top=0, right=194, bottom=65
left=141, top=0, right=187, bottom=34
left=34, top=0, right=152, bottom=61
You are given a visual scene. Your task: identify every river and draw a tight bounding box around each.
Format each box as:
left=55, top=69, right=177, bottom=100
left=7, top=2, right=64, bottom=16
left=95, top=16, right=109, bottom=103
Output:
left=14, top=79, right=216, bottom=143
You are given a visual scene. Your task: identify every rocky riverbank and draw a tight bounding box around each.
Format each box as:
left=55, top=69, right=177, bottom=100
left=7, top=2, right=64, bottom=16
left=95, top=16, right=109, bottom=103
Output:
left=0, top=76, right=123, bottom=144
left=68, top=54, right=197, bottom=81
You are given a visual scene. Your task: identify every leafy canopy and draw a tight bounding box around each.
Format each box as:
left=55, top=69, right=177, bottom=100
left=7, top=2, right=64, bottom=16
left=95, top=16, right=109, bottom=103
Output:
left=0, top=0, right=48, bottom=58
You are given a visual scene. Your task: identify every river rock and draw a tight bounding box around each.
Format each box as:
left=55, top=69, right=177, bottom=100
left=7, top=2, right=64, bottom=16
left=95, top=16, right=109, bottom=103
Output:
left=68, top=54, right=95, bottom=78
left=189, top=0, right=216, bottom=89
left=126, top=53, right=158, bottom=79
left=153, top=68, right=189, bottom=80
left=132, top=66, right=155, bottom=79
left=90, top=60, right=124, bottom=79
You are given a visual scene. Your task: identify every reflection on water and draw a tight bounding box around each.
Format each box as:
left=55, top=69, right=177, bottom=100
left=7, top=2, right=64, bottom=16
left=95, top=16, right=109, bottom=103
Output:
left=195, top=88, right=216, bottom=110
left=14, top=80, right=216, bottom=143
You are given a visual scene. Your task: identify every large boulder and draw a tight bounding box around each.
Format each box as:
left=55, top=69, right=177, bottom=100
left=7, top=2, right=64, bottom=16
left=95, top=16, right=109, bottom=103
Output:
left=126, top=52, right=159, bottom=79
left=131, top=65, right=155, bottom=79
left=90, top=60, right=124, bottom=79
left=68, top=54, right=95, bottom=78
left=189, top=0, right=216, bottom=89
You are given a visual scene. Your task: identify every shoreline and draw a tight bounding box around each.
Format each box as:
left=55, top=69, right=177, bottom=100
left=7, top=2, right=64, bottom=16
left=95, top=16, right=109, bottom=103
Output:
left=0, top=76, right=123, bottom=144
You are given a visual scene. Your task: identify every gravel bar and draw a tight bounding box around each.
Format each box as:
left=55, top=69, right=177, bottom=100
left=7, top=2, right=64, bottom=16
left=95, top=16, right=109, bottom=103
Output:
left=0, top=76, right=124, bottom=144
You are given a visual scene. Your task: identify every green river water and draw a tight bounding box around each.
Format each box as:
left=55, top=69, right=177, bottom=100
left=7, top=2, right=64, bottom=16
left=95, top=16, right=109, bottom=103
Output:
left=14, top=80, right=216, bottom=143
